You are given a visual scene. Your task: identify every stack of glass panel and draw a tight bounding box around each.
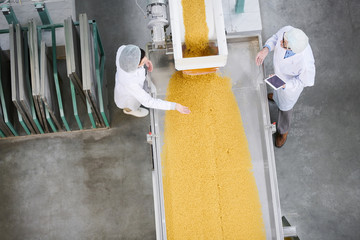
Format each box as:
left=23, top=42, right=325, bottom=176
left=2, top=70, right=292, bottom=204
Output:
left=64, top=17, right=85, bottom=103
left=10, top=24, right=38, bottom=134
left=40, top=41, right=62, bottom=132
left=0, top=48, right=17, bottom=137
left=79, top=13, right=104, bottom=127
left=28, top=19, right=49, bottom=133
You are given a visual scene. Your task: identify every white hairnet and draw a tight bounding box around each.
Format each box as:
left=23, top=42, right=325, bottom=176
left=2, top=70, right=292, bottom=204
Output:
left=119, top=45, right=141, bottom=72
left=285, top=28, right=309, bottom=54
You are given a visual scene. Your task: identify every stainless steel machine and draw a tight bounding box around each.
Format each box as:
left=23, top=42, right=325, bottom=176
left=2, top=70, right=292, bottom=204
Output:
left=146, top=0, right=169, bottom=49
left=145, top=0, right=288, bottom=239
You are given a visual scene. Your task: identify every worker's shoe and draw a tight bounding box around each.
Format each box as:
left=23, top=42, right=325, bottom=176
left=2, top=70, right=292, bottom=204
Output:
left=123, top=107, right=149, bottom=117
left=275, top=132, right=288, bottom=148
left=268, top=93, right=274, bottom=102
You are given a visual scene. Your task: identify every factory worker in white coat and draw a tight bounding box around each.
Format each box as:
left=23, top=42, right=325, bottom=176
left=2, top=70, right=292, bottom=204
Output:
left=114, top=45, right=190, bottom=117
left=255, top=26, right=315, bottom=147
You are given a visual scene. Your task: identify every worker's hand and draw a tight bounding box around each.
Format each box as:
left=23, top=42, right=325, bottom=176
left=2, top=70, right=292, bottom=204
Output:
left=145, top=59, right=153, bottom=72
left=175, top=103, right=191, bottom=114
left=255, top=47, right=269, bottom=66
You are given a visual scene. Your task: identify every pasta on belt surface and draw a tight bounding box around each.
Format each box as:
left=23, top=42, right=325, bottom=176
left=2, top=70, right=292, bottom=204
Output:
left=162, top=0, right=266, bottom=239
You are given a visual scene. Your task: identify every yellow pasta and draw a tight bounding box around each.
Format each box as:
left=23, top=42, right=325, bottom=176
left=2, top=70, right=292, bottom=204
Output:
left=161, top=0, right=265, bottom=239
left=181, top=0, right=211, bottom=57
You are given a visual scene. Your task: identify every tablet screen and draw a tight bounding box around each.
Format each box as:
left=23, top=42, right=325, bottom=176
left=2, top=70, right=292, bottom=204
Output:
left=266, top=75, right=286, bottom=89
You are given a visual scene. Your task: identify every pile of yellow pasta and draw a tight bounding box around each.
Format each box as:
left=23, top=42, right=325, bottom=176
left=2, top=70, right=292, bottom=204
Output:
left=161, top=0, right=265, bottom=239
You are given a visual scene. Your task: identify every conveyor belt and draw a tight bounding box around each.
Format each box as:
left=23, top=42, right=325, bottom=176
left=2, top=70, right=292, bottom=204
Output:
left=148, top=35, right=284, bottom=240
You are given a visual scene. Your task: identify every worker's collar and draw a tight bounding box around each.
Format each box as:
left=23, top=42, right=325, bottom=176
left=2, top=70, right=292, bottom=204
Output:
left=284, top=49, right=296, bottom=59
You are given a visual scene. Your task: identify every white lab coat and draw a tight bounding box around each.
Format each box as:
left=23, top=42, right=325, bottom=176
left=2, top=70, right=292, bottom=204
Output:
left=114, top=45, right=176, bottom=111
left=265, top=26, right=315, bottom=111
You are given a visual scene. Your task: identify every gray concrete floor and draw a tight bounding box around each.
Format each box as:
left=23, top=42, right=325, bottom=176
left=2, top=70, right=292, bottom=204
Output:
left=261, top=0, right=360, bottom=239
left=0, top=0, right=359, bottom=239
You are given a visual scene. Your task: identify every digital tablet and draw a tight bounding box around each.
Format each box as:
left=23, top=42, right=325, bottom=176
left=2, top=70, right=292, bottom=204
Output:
left=264, top=75, right=286, bottom=90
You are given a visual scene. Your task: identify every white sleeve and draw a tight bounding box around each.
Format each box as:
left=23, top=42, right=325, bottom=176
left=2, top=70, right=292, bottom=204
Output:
left=127, top=83, right=176, bottom=111
left=286, top=63, right=315, bottom=90
left=285, top=70, right=307, bottom=91
left=286, top=47, right=316, bottom=90
left=303, top=46, right=316, bottom=87
left=265, top=26, right=293, bottom=51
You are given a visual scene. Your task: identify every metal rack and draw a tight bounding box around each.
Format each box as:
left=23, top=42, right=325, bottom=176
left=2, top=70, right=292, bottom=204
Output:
left=0, top=14, right=109, bottom=138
